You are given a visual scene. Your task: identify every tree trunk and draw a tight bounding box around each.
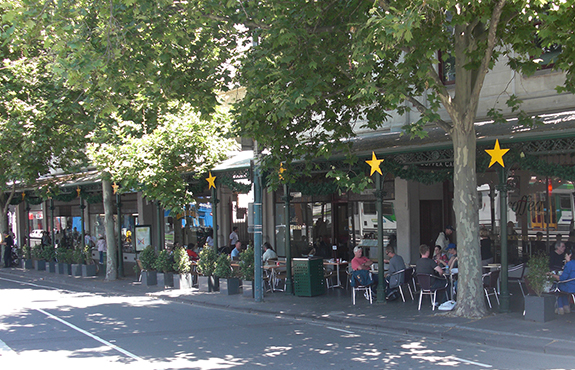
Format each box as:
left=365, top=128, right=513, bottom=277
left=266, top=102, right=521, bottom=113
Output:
left=0, top=200, right=8, bottom=235
left=102, top=178, right=117, bottom=281
left=452, top=122, right=487, bottom=318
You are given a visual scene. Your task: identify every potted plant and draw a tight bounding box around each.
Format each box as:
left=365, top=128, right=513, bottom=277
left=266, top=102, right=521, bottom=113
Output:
left=524, top=253, right=555, bottom=322
left=32, top=245, right=46, bottom=271
left=239, top=247, right=255, bottom=297
left=21, top=244, right=33, bottom=269
left=155, top=249, right=175, bottom=288
left=42, top=245, right=57, bottom=273
left=56, top=248, right=72, bottom=275
left=197, top=247, right=219, bottom=292
left=70, top=247, right=84, bottom=276
left=173, top=246, right=193, bottom=289
left=138, top=245, right=158, bottom=286
left=215, top=253, right=241, bottom=295
left=82, top=244, right=97, bottom=277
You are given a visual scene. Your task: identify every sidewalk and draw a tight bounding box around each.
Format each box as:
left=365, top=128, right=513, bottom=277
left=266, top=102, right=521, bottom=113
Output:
left=2, top=266, right=574, bottom=356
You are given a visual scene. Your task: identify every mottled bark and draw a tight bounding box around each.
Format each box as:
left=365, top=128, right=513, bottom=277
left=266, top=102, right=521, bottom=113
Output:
left=452, top=123, right=487, bottom=318
left=102, top=178, right=117, bottom=281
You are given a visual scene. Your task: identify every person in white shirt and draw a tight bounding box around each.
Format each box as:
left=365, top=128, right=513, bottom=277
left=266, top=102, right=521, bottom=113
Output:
left=262, top=242, right=278, bottom=262
left=229, top=227, right=239, bottom=248
left=435, top=225, right=454, bottom=250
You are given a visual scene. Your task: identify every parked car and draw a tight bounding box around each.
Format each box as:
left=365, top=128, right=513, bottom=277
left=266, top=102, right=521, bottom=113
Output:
left=29, top=229, right=44, bottom=239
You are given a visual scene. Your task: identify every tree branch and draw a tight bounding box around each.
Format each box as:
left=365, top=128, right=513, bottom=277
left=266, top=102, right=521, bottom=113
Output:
left=405, top=95, right=453, bottom=132
left=467, top=0, right=507, bottom=117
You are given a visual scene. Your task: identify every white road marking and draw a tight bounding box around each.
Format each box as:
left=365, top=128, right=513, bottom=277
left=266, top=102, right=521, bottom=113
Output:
left=326, top=326, right=355, bottom=334
left=449, top=356, right=492, bottom=368
left=37, top=308, right=144, bottom=362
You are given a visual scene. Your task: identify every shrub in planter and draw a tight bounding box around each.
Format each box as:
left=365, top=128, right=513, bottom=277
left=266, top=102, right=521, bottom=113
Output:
left=215, top=253, right=240, bottom=295
left=524, top=253, right=555, bottom=322
left=239, top=247, right=255, bottom=297
left=173, top=246, right=193, bottom=289
left=139, top=245, right=158, bottom=286
left=42, top=245, right=57, bottom=272
left=197, top=248, right=218, bottom=291
left=21, top=244, right=33, bottom=268
left=70, top=248, right=84, bottom=276
left=56, top=248, right=73, bottom=275
left=156, top=249, right=175, bottom=287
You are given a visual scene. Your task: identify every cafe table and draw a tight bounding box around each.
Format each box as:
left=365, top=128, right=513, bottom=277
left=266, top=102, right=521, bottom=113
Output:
left=323, top=259, right=348, bottom=288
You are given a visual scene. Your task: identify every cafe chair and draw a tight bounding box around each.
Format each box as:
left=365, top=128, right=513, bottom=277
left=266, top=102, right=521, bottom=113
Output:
left=508, top=263, right=526, bottom=297
left=350, top=270, right=375, bottom=305
left=388, top=268, right=414, bottom=302
left=324, top=267, right=336, bottom=289
left=483, top=270, right=500, bottom=308
left=416, top=273, right=449, bottom=311
left=552, top=277, right=575, bottom=305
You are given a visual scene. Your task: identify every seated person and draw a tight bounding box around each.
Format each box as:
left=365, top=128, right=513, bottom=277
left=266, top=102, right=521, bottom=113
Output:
left=230, top=241, right=242, bottom=259
left=351, top=246, right=377, bottom=293
left=415, top=244, right=448, bottom=304
left=262, top=242, right=278, bottom=263
left=552, top=249, right=574, bottom=315
left=446, top=243, right=458, bottom=270
left=433, top=245, right=449, bottom=268
left=186, top=243, right=199, bottom=261
left=550, top=241, right=566, bottom=271
left=384, top=246, right=405, bottom=296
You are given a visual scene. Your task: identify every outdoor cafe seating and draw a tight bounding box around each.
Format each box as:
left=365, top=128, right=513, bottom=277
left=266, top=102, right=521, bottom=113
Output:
left=417, top=273, right=449, bottom=311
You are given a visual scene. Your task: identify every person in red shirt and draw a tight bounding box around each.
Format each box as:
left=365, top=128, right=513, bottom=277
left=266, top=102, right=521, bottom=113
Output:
left=186, top=243, right=199, bottom=261
left=351, top=246, right=373, bottom=271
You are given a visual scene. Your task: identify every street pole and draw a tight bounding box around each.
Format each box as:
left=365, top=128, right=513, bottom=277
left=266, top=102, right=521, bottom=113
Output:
left=283, top=184, right=293, bottom=294
left=117, top=192, right=124, bottom=277
left=253, top=146, right=263, bottom=302
left=375, top=172, right=386, bottom=303
left=50, top=198, right=55, bottom=247
left=498, top=166, right=510, bottom=313
left=211, top=187, right=218, bottom=252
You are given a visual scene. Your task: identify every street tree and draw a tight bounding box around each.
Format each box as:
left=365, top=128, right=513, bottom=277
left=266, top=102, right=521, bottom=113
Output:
left=0, top=25, right=93, bottom=235
left=233, top=0, right=572, bottom=317
left=4, top=0, right=242, bottom=278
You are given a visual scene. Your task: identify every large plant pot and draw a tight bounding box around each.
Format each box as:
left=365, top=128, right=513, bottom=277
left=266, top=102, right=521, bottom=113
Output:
left=174, top=273, right=193, bottom=290
left=21, top=259, right=33, bottom=269
left=141, top=270, right=158, bottom=286
left=158, top=272, right=174, bottom=288
left=208, top=276, right=220, bottom=292
left=220, top=278, right=241, bottom=295
left=82, top=264, right=97, bottom=277
left=47, top=261, right=56, bottom=273
left=524, top=294, right=556, bottom=322
left=34, top=260, right=46, bottom=271
left=198, top=276, right=219, bottom=292
left=242, top=280, right=254, bottom=298
left=57, top=262, right=71, bottom=275
left=71, top=263, right=83, bottom=276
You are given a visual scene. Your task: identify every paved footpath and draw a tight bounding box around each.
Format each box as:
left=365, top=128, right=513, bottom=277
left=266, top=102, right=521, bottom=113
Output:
left=1, top=267, right=574, bottom=356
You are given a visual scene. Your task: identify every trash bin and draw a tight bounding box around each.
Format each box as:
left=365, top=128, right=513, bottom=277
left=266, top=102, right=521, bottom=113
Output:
left=293, top=257, right=325, bottom=296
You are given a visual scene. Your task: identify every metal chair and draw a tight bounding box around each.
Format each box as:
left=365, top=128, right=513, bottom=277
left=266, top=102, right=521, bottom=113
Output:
left=350, top=271, right=374, bottom=305
left=387, top=268, right=412, bottom=302
left=324, top=267, right=336, bottom=289
left=416, top=273, right=449, bottom=310
left=508, top=263, right=526, bottom=297
left=553, top=277, right=575, bottom=307
left=483, top=270, right=500, bottom=308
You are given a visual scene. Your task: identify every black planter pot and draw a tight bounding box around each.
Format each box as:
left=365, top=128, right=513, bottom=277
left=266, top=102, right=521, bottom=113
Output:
left=220, top=278, right=241, bottom=295
left=141, top=270, right=158, bottom=286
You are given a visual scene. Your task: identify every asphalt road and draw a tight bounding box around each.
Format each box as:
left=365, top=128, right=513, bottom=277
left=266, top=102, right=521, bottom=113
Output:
left=0, top=276, right=573, bottom=370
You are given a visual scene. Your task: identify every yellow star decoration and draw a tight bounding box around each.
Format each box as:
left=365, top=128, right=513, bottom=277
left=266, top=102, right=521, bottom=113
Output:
left=76, top=186, right=81, bottom=198
left=485, top=139, right=509, bottom=168
left=279, top=163, right=286, bottom=180
left=112, top=182, right=119, bottom=194
left=21, top=192, right=26, bottom=200
left=365, top=151, right=384, bottom=176
left=206, top=171, right=216, bottom=189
